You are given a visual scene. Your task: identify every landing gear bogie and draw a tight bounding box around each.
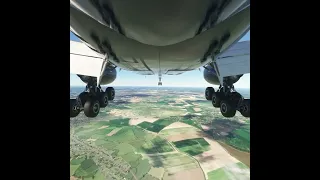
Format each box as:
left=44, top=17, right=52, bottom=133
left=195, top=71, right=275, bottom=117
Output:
left=70, top=85, right=116, bottom=118
left=205, top=86, right=249, bottom=118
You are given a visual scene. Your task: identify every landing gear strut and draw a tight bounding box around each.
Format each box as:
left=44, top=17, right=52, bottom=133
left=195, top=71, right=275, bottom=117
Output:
left=205, top=85, right=250, bottom=118
left=158, top=76, right=162, bottom=86
left=70, top=81, right=115, bottom=118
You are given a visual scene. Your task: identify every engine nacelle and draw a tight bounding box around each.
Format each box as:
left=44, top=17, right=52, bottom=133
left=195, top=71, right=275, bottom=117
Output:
left=203, top=65, right=242, bottom=85
left=78, top=67, right=117, bottom=85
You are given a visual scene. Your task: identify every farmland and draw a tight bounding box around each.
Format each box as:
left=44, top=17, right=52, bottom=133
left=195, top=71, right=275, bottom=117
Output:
left=70, top=120, right=175, bottom=179
left=173, top=138, right=210, bottom=156
left=144, top=153, right=205, bottom=180
left=70, top=87, right=250, bottom=179
left=207, top=162, right=250, bottom=180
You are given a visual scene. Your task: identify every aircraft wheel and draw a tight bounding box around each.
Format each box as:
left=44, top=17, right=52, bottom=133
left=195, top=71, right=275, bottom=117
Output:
left=240, top=99, right=250, bottom=117
left=205, top=87, right=214, bottom=100
left=78, top=92, right=89, bottom=107
left=212, top=92, right=222, bottom=107
left=99, top=92, right=109, bottom=108
left=220, top=100, right=236, bottom=117
left=70, top=99, right=80, bottom=118
left=106, top=87, right=115, bottom=100
left=84, top=98, right=100, bottom=118
left=230, top=92, right=242, bottom=102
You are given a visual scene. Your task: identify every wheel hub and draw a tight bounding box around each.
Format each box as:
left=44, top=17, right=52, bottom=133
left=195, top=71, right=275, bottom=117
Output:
left=242, top=104, right=248, bottom=112
left=221, top=103, right=227, bottom=113
left=212, top=96, right=216, bottom=104
left=93, top=103, right=99, bottom=113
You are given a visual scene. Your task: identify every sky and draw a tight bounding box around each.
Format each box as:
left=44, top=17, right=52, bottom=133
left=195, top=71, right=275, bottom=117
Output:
left=70, top=31, right=250, bottom=88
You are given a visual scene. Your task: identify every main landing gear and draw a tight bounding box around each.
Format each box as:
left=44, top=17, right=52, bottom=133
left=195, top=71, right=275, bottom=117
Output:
left=70, top=83, right=115, bottom=118
left=205, top=85, right=250, bottom=118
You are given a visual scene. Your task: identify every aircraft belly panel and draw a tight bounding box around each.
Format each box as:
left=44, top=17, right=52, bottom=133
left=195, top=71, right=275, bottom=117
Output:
left=70, top=4, right=249, bottom=75
left=71, top=0, right=248, bottom=46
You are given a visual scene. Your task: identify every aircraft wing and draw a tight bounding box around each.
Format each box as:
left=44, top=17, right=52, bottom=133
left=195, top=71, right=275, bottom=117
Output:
left=70, top=40, right=104, bottom=77
left=70, top=40, right=250, bottom=79
left=215, top=40, right=250, bottom=78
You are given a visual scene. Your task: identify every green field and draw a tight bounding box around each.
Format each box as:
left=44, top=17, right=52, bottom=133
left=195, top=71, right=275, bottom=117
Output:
left=224, top=137, right=250, bottom=152
left=122, top=154, right=151, bottom=180
left=137, top=121, right=166, bottom=132
left=224, top=125, right=250, bottom=152
left=125, top=101, right=186, bottom=118
left=107, top=118, right=130, bottom=127
left=147, top=167, right=164, bottom=179
left=141, top=174, right=159, bottom=180
left=137, top=117, right=183, bottom=133
left=76, top=127, right=116, bottom=139
left=185, top=106, right=196, bottom=113
left=236, top=162, right=249, bottom=169
left=180, top=119, right=202, bottom=129
left=206, top=119, right=250, bottom=152
left=112, top=105, right=131, bottom=110
left=234, top=129, right=250, bottom=141
left=139, top=136, right=174, bottom=153
left=173, top=138, right=210, bottom=156
left=153, top=118, right=177, bottom=126
left=207, top=162, right=249, bottom=180
left=71, top=122, right=177, bottom=179
left=171, top=103, right=185, bottom=107
left=208, top=167, right=228, bottom=180
left=145, top=153, right=199, bottom=174
left=74, top=118, right=130, bottom=135
left=73, top=159, right=99, bottom=178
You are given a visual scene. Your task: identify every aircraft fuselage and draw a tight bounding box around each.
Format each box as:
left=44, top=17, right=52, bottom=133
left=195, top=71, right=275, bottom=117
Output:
left=70, top=0, right=250, bottom=75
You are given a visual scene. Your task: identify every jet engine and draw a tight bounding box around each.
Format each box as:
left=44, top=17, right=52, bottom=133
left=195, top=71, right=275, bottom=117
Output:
left=77, top=67, right=117, bottom=85
left=203, top=65, right=242, bottom=85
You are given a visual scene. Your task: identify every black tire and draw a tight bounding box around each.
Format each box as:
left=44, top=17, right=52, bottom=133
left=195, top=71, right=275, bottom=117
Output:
left=99, top=92, right=109, bottom=108
left=70, top=99, right=80, bottom=118
left=212, top=92, right=222, bottom=107
left=78, top=92, right=89, bottom=107
left=240, top=99, right=250, bottom=117
left=205, top=87, right=214, bottom=100
left=230, top=92, right=242, bottom=102
left=84, top=98, right=100, bottom=118
left=220, top=100, right=236, bottom=118
left=106, top=87, right=115, bottom=101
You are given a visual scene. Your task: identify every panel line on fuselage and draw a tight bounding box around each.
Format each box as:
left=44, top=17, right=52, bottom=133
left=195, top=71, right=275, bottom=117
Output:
left=70, top=52, right=103, bottom=59
left=139, top=58, right=153, bottom=74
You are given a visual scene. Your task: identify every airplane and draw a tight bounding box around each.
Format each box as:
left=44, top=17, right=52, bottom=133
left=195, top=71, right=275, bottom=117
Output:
left=70, top=0, right=250, bottom=119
